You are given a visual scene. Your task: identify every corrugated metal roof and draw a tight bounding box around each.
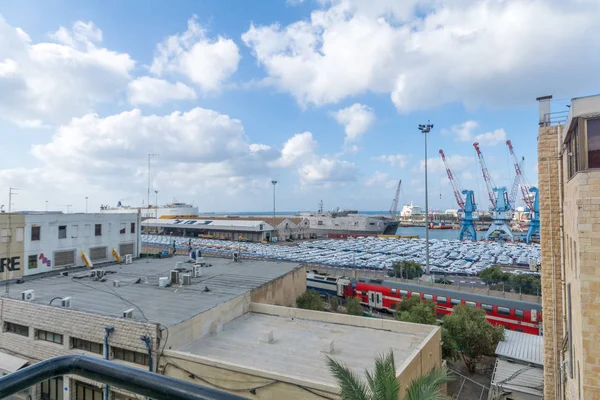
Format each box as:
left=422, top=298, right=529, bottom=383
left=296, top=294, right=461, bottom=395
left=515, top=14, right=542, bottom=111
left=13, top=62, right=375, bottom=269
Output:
left=142, top=218, right=275, bottom=231
left=490, top=359, right=543, bottom=398
left=495, top=330, right=544, bottom=366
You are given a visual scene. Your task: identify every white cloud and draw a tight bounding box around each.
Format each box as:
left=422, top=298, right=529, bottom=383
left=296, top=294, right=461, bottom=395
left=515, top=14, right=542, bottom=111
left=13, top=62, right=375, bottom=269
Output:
left=287, top=0, right=306, bottom=4
left=443, top=120, right=507, bottom=146
left=299, top=158, right=358, bottom=185
left=333, top=103, right=376, bottom=143
left=0, top=17, right=134, bottom=126
left=373, top=153, right=410, bottom=168
left=128, top=77, right=197, bottom=106
left=242, top=0, right=600, bottom=110
left=420, top=155, right=475, bottom=174
left=473, top=129, right=507, bottom=147
left=0, top=107, right=279, bottom=209
left=365, top=171, right=389, bottom=186
left=275, top=131, right=318, bottom=167
left=150, top=16, right=240, bottom=92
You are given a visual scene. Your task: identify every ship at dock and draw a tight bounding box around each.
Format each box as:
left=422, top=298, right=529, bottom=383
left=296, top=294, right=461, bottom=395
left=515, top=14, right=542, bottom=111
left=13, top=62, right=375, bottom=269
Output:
left=299, top=208, right=399, bottom=237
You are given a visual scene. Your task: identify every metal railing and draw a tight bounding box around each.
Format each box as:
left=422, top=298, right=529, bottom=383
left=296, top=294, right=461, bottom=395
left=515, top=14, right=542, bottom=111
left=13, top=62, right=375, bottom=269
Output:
left=0, top=355, right=244, bottom=400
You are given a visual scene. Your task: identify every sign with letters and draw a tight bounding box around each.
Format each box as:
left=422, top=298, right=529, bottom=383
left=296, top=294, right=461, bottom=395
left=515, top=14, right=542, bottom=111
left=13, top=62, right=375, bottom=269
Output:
left=0, top=256, right=20, bottom=273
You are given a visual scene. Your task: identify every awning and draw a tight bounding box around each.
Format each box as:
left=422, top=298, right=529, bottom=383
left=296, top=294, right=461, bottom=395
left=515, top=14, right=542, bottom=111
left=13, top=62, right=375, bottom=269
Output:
left=0, top=352, right=29, bottom=374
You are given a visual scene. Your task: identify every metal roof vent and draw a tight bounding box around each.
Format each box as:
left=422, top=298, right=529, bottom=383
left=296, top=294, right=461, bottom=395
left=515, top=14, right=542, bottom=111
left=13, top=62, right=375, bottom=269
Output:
left=259, top=330, right=274, bottom=344
left=320, top=339, right=334, bottom=354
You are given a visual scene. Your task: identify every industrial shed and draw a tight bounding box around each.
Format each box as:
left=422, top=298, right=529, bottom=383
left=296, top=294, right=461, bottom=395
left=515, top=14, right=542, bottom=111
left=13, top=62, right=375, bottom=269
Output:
left=141, top=218, right=275, bottom=242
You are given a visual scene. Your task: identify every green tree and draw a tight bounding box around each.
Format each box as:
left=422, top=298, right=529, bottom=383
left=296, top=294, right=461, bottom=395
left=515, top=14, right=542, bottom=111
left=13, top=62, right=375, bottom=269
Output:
left=442, top=305, right=505, bottom=373
left=296, top=290, right=324, bottom=311
left=508, top=274, right=541, bottom=296
left=392, top=261, right=424, bottom=279
left=346, top=296, right=363, bottom=316
left=478, top=266, right=510, bottom=286
left=396, top=300, right=437, bottom=325
left=327, top=350, right=452, bottom=400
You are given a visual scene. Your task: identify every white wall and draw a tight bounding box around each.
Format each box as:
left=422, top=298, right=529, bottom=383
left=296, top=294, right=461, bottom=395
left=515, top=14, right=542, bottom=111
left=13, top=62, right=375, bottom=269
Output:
left=23, top=213, right=140, bottom=276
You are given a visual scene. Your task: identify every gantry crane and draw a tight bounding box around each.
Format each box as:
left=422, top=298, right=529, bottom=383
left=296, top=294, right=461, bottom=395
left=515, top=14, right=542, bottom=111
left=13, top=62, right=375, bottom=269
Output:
left=473, top=142, right=513, bottom=241
left=506, top=140, right=539, bottom=243
left=439, top=150, right=477, bottom=241
left=389, top=180, right=402, bottom=217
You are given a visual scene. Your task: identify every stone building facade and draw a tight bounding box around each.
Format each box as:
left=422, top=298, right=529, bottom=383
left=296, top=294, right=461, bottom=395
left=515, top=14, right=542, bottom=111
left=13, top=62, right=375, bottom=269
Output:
left=538, top=94, right=600, bottom=400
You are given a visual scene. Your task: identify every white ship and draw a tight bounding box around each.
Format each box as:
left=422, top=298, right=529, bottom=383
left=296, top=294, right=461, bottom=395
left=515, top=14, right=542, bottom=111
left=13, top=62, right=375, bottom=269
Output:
left=100, top=201, right=199, bottom=219
left=299, top=209, right=399, bottom=236
left=400, top=202, right=423, bottom=218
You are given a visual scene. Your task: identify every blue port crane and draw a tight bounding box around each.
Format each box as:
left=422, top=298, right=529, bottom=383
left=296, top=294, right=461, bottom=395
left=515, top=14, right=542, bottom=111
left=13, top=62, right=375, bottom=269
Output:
left=473, top=142, right=513, bottom=241
left=439, top=149, right=477, bottom=241
left=506, top=140, right=539, bottom=243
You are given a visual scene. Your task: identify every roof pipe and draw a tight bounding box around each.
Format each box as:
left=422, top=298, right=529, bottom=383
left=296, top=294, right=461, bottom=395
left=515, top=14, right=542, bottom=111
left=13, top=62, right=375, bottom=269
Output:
left=141, top=336, right=153, bottom=372
left=104, top=327, right=114, bottom=400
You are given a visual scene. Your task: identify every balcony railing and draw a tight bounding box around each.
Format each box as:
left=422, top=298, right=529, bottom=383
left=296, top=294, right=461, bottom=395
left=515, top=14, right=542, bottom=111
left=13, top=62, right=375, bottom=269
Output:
left=0, top=355, right=245, bottom=400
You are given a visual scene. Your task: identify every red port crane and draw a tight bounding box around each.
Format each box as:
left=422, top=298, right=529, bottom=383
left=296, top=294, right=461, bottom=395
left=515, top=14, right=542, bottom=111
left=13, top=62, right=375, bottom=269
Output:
left=439, top=149, right=465, bottom=210
left=473, top=142, right=497, bottom=209
left=506, top=140, right=534, bottom=211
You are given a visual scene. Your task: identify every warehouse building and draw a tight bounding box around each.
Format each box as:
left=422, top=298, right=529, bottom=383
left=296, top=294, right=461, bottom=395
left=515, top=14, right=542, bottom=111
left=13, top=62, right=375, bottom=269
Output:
left=0, top=212, right=140, bottom=281
left=141, top=218, right=276, bottom=242
left=0, top=255, right=442, bottom=400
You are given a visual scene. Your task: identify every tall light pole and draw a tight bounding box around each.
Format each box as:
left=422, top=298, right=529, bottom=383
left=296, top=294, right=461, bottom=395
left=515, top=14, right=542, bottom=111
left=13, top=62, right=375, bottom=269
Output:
left=419, top=122, right=434, bottom=276
left=85, top=197, right=88, bottom=213
left=271, top=180, right=277, bottom=241
left=147, top=153, right=159, bottom=210
left=45, top=200, right=48, bottom=212
left=155, top=190, right=159, bottom=219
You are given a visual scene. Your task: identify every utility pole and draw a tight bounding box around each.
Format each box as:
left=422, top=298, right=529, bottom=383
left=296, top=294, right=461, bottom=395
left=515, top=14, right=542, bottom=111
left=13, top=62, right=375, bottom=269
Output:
left=147, top=153, right=159, bottom=210
left=5, top=187, right=17, bottom=295
left=85, top=197, right=88, bottom=213
left=271, top=180, right=277, bottom=242
left=419, top=122, right=434, bottom=276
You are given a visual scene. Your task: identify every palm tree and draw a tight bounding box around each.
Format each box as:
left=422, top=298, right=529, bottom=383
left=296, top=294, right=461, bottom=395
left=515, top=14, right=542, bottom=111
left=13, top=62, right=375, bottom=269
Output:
left=327, top=351, right=452, bottom=400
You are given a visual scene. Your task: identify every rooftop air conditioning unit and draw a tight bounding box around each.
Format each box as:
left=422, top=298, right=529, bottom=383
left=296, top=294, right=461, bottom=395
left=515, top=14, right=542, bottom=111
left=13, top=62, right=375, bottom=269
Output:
left=158, top=277, right=169, bottom=287
left=192, top=265, right=202, bottom=278
left=123, top=308, right=134, bottom=318
left=91, top=270, right=105, bottom=279
left=61, top=297, right=71, bottom=308
left=170, top=270, right=180, bottom=285
left=21, top=290, right=35, bottom=302
left=175, top=261, right=183, bottom=269
left=113, top=280, right=120, bottom=288
left=124, top=254, right=133, bottom=265
left=181, top=274, right=192, bottom=286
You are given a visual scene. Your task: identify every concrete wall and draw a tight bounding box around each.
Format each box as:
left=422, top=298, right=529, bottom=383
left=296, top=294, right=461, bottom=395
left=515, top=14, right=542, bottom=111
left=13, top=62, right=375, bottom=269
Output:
left=538, top=125, right=563, bottom=400
left=22, top=213, right=140, bottom=276
left=250, top=266, right=306, bottom=307
left=160, top=303, right=441, bottom=400
left=0, top=214, right=26, bottom=281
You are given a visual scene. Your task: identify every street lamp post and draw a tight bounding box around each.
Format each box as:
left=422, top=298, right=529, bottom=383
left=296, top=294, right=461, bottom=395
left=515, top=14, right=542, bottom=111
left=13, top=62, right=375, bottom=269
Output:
left=271, top=180, right=277, bottom=242
left=419, top=122, right=434, bottom=276
left=85, top=197, right=88, bottom=213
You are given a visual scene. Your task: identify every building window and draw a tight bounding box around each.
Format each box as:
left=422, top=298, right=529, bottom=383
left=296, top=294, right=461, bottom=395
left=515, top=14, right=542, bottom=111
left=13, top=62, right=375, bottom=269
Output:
left=515, top=309, right=524, bottom=319
left=94, top=224, right=102, bottom=236
left=36, top=329, right=64, bottom=345
left=497, top=307, right=510, bottom=316
left=31, top=226, right=41, bottom=241
left=28, top=255, right=37, bottom=269
left=120, top=223, right=126, bottom=234
left=58, top=226, right=67, bottom=239
left=112, top=347, right=149, bottom=366
left=588, top=118, right=600, bottom=169
left=75, top=382, right=102, bottom=400
left=4, top=322, right=29, bottom=337
left=41, top=377, right=64, bottom=400
left=130, top=223, right=136, bottom=234
left=567, top=122, right=580, bottom=179
left=71, top=338, right=103, bottom=355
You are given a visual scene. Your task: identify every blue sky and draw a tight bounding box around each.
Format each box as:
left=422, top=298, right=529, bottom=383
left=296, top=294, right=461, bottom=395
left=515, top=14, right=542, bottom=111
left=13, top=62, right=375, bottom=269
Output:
left=0, top=0, right=599, bottom=213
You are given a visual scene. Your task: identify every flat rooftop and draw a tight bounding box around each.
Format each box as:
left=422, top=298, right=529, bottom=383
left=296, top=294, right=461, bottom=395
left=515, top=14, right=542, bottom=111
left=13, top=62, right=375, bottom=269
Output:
left=7, top=257, right=299, bottom=327
left=178, top=311, right=434, bottom=388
